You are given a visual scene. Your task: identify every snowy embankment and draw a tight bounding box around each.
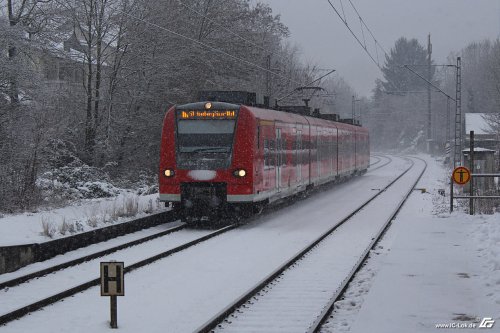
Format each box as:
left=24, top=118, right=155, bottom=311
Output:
left=0, top=192, right=167, bottom=246
left=324, top=155, right=500, bottom=333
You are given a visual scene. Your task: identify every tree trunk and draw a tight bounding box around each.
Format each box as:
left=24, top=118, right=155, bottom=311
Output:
left=7, top=0, right=20, bottom=104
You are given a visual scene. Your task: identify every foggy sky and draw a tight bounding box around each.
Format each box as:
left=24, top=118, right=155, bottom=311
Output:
left=258, top=0, right=499, bottom=97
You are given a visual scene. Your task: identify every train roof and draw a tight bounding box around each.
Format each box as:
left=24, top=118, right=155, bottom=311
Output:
left=242, top=105, right=368, bottom=133
left=171, top=102, right=367, bottom=133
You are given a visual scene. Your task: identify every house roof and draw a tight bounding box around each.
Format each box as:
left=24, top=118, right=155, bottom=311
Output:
left=465, top=113, right=494, bottom=135
left=462, top=147, right=496, bottom=152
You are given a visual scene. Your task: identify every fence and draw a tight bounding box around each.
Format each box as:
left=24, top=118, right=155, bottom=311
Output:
left=450, top=173, right=500, bottom=214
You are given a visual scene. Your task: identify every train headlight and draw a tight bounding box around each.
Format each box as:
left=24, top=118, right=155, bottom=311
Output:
left=164, top=169, right=175, bottom=177
left=234, top=169, right=246, bottom=177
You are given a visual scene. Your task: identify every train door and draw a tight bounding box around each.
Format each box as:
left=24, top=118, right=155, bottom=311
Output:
left=354, top=130, right=357, bottom=171
left=329, top=129, right=333, bottom=177
left=275, top=127, right=282, bottom=192
left=316, top=128, right=320, bottom=179
left=296, top=129, right=302, bottom=184
left=333, top=127, right=338, bottom=176
left=338, top=129, right=344, bottom=174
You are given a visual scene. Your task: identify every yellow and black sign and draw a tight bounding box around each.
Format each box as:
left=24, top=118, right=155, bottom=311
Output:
left=452, top=166, right=471, bottom=185
left=178, top=110, right=237, bottom=120
left=100, top=262, right=125, bottom=296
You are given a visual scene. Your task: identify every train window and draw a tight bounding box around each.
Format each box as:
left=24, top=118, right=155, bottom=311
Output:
left=269, top=139, right=276, bottom=167
left=177, top=119, right=235, bottom=153
left=264, top=139, right=268, bottom=168
left=281, top=138, right=286, bottom=166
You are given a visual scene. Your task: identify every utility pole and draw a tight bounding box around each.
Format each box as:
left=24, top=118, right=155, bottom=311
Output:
left=352, top=95, right=355, bottom=121
left=352, top=95, right=361, bottom=123
left=454, top=57, right=462, bottom=167
left=427, top=33, right=432, bottom=153
left=266, top=54, right=271, bottom=101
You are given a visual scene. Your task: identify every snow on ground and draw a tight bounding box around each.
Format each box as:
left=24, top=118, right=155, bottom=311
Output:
left=323, top=155, right=500, bottom=333
left=0, top=156, right=409, bottom=333
left=1, top=155, right=498, bottom=333
left=0, top=192, right=167, bottom=246
left=0, top=155, right=380, bottom=246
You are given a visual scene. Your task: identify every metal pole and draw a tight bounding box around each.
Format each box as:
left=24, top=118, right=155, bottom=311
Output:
left=427, top=34, right=432, bottom=153
left=454, top=57, right=462, bottom=167
left=450, top=175, right=454, bottom=213
left=266, top=54, right=271, bottom=100
left=469, top=130, right=474, bottom=215
left=352, top=95, right=355, bottom=121
left=446, top=96, right=450, bottom=144
left=110, top=295, right=117, bottom=328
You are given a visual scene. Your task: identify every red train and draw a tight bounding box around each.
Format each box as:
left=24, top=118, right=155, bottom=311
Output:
left=159, top=99, right=369, bottom=222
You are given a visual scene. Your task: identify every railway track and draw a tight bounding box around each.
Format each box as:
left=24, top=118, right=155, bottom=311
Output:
left=195, top=156, right=426, bottom=333
left=0, top=223, right=186, bottom=290
left=368, top=154, right=392, bottom=172
left=0, top=224, right=237, bottom=326
left=0, top=155, right=398, bottom=327
left=1, top=154, right=393, bottom=291
left=368, top=155, right=381, bottom=167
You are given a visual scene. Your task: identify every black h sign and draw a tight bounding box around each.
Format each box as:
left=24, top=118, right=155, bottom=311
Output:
left=100, top=262, right=125, bottom=296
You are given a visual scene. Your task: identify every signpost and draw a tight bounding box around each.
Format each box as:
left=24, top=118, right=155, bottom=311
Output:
left=452, top=166, right=471, bottom=185
left=450, top=166, right=470, bottom=213
left=100, top=261, right=125, bottom=329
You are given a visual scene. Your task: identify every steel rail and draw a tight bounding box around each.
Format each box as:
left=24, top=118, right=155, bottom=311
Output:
left=194, top=157, right=415, bottom=333
left=0, top=222, right=185, bottom=291
left=368, top=155, right=382, bottom=167
left=308, top=156, right=427, bottom=333
left=367, top=155, right=393, bottom=172
left=0, top=157, right=397, bottom=327
left=0, top=224, right=237, bottom=326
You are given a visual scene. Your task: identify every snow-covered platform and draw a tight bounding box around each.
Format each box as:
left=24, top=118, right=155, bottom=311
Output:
left=333, top=156, right=500, bottom=332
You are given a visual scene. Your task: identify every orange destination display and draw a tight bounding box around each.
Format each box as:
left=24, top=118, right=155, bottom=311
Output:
left=179, top=110, right=237, bottom=120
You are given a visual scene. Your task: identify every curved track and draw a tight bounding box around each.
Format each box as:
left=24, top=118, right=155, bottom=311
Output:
left=195, top=156, right=426, bottom=333
left=368, top=155, right=381, bottom=167
left=367, top=154, right=392, bottom=172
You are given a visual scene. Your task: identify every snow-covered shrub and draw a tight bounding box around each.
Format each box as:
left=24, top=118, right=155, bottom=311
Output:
left=123, top=195, right=139, bottom=217
left=85, top=204, right=100, bottom=227
left=136, top=183, right=158, bottom=196
left=59, top=217, right=69, bottom=235
left=37, top=162, right=120, bottom=201
left=133, top=170, right=158, bottom=196
left=143, top=198, right=154, bottom=214
left=41, top=216, right=57, bottom=238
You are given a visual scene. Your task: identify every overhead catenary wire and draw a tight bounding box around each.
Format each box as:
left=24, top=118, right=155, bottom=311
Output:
left=326, top=0, right=381, bottom=70
left=277, top=68, right=336, bottom=102
left=346, top=0, right=389, bottom=56
left=115, top=9, right=305, bottom=87
left=325, top=0, right=401, bottom=91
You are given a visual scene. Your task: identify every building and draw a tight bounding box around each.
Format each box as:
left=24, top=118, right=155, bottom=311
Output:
left=463, top=112, right=499, bottom=176
left=464, top=113, right=498, bottom=151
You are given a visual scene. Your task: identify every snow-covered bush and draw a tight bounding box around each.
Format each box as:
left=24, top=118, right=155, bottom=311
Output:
left=41, top=216, right=57, bottom=238
left=37, top=163, right=120, bottom=201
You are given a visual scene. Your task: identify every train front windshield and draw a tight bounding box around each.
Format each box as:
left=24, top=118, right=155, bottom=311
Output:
left=176, top=119, right=236, bottom=169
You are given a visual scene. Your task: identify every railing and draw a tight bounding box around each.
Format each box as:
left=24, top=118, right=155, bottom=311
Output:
left=450, top=173, right=500, bottom=214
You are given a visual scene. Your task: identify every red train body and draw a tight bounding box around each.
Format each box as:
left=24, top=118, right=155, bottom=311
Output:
left=159, top=101, right=369, bottom=220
